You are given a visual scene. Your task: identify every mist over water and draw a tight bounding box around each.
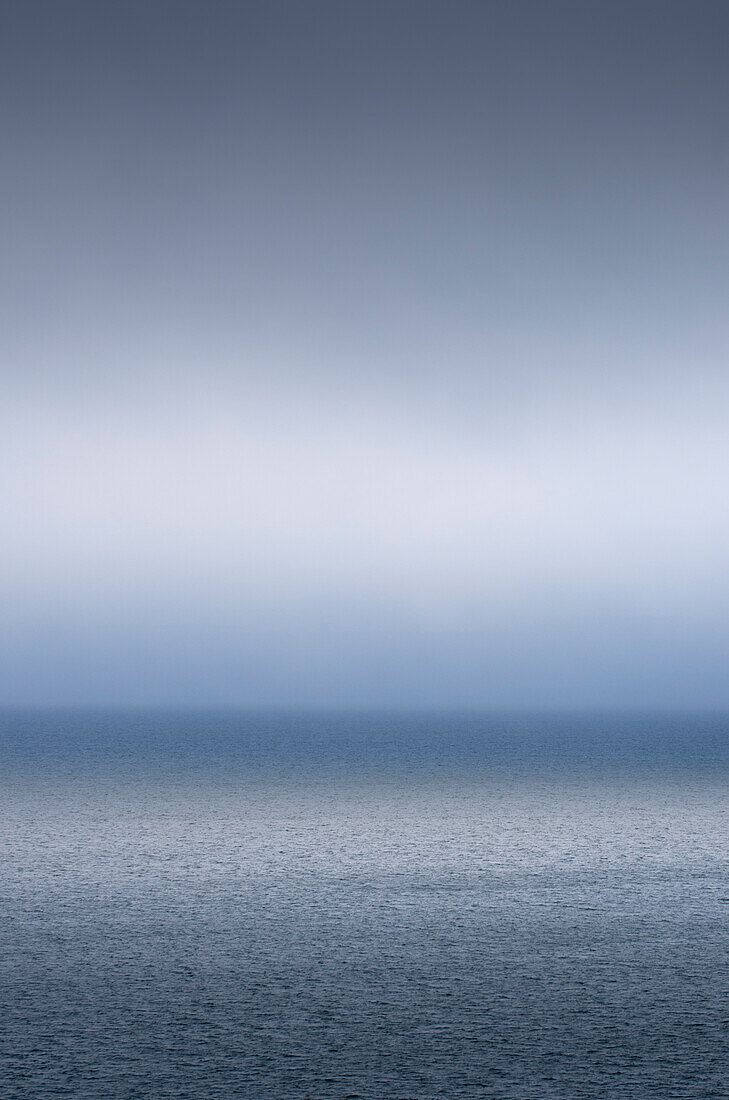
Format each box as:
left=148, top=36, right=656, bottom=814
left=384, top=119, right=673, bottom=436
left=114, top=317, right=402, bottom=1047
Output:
left=4, top=4, right=729, bottom=1095
left=3, top=711, right=729, bottom=1099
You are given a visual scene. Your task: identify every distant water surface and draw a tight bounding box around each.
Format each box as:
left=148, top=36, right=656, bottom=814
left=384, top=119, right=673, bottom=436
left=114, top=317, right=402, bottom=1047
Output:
left=2, top=711, right=729, bottom=1099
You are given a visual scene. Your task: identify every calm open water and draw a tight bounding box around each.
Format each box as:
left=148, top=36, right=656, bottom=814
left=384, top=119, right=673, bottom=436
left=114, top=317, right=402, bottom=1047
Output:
left=2, top=711, right=729, bottom=1099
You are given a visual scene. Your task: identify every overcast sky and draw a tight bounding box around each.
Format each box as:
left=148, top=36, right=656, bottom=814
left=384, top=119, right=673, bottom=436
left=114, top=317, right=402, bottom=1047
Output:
left=3, top=1, right=729, bottom=706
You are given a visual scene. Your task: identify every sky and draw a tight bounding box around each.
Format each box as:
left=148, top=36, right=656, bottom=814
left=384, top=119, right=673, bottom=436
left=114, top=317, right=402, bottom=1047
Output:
left=2, top=0, right=729, bottom=707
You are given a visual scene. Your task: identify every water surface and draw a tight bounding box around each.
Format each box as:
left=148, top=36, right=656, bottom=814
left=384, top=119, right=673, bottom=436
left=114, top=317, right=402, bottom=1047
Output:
left=2, top=711, right=728, bottom=1098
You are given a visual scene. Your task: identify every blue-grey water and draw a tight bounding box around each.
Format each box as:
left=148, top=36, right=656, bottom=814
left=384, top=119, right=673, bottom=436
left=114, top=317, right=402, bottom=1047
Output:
left=2, top=711, right=729, bottom=1099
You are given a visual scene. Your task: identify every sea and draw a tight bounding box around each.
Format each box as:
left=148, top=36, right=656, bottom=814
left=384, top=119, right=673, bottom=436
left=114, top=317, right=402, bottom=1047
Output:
left=1, top=710, right=728, bottom=1099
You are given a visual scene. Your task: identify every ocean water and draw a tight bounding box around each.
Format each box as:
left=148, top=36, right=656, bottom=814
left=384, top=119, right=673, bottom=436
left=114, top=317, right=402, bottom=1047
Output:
left=2, top=711, right=729, bottom=1099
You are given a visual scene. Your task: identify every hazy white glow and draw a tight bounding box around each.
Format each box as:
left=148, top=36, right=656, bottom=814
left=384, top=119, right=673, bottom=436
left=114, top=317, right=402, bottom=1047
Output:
left=4, top=373, right=729, bottom=626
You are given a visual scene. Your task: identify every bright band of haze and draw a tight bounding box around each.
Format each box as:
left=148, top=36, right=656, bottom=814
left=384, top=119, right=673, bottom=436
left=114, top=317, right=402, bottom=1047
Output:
left=3, top=1, right=729, bottom=706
